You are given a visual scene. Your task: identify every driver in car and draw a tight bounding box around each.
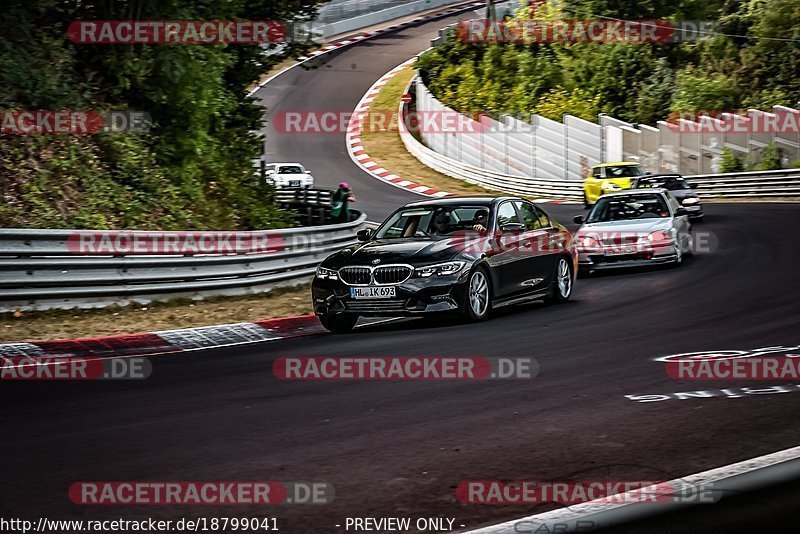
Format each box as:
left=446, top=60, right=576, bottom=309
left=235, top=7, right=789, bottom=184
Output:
left=432, top=212, right=451, bottom=235
left=472, top=209, right=489, bottom=232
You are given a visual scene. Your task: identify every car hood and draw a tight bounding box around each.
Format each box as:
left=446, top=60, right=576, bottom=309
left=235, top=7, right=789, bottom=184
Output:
left=323, top=238, right=464, bottom=268
left=605, top=177, right=634, bottom=188
left=578, top=218, right=673, bottom=234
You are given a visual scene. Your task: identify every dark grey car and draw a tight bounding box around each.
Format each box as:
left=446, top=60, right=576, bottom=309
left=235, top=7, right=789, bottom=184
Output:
left=633, top=174, right=704, bottom=221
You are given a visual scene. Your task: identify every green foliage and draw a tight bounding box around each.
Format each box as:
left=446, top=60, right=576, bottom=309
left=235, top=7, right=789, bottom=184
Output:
left=752, top=142, right=783, bottom=171
left=718, top=147, right=745, bottom=173
left=421, top=0, right=800, bottom=126
left=0, top=0, right=320, bottom=230
left=634, top=58, right=676, bottom=124
left=534, top=87, right=601, bottom=122
left=671, top=67, right=740, bottom=112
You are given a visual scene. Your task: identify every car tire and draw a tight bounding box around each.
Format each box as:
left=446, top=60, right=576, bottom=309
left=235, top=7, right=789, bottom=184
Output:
left=544, top=257, right=574, bottom=304
left=463, top=267, right=491, bottom=322
left=318, top=314, right=358, bottom=333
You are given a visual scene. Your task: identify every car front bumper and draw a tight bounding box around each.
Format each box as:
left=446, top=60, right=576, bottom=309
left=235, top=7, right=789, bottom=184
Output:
left=578, top=245, right=680, bottom=271
left=683, top=204, right=704, bottom=219
left=311, top=273, right=469, bottom=317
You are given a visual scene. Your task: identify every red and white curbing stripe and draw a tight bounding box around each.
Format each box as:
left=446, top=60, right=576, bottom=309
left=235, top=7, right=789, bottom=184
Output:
left=346, top=58, right=454, bottom=199
left=345, top=64, right=582, bottom=205
left=247, top=2, right=484, bottom=97
left=0, top=315, right=326, bottom=360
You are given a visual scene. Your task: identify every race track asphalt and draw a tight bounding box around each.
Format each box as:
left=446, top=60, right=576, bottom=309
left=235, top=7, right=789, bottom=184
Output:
left=3, top=11, right=800, bottom=534
left=252, top=9, right=486, bottom=220
left=3, top=203, right=800, bottom=533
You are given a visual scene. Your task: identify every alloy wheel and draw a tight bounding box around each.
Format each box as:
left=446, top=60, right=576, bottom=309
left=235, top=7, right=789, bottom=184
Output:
left=469, top=270, right=489, bottom=317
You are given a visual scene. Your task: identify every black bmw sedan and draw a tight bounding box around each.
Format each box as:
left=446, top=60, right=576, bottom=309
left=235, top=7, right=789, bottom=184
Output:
left=312, top=197, right=578, bottom=333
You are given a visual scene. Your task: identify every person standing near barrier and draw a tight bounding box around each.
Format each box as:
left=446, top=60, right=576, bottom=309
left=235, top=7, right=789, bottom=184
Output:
left=331, top=182, right=356, bottom=222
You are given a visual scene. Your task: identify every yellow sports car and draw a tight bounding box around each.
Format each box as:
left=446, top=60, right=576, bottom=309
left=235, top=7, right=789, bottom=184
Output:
left=583, top=162, right=645, bottom=208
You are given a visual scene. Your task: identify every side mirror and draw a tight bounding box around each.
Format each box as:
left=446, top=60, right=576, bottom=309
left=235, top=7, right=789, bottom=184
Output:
left=265, top=169, right=275, bottom=176
left=675, top=208, right=688, bottom=217
left=645, top=171, right=652, bottom=175
left=690, top=183, right=698, bottom=189
left=306, top=170, right=312, bottom=174
left=501, top=223, right=525, bottom=233
left=356, top=229, right=372, bottom=241
left=573, top=215, right=585, bottom=225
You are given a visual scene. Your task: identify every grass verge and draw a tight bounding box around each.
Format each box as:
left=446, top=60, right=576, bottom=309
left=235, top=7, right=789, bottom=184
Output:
left=0, top=285, right=314, bottom=343
left=359, top=66, right=508, bottom=197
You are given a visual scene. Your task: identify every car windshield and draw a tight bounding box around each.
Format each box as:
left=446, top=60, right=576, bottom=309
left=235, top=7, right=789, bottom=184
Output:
left=375, top=205, right=490, bottom=239
left=604, top=165, right=644, bottom=178
left=587, top=194, right=671, bottom=222
left=638, top=176, right=691, bottom=190
left=278, top=166, right=304, bottom=174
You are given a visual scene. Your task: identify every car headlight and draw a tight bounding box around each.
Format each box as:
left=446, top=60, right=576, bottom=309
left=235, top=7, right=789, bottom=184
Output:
left=682, top=197, right=700, bottom=205
left=415, top=261, right=465, bottom=278
left=316, top=266, right=339, bottom=280
left=578, top=235, right=600, bottom=249
left=645, top=230, right=674, bottom=245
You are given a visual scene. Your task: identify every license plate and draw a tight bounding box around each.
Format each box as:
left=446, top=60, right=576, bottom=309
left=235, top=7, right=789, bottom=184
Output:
left=606, top=246, right=637, bottom=256
left=686, top=205, right=701, bottom=211
left=350, top=286, right=396, bottom=299
left=289, top=180, right=300, bottom=187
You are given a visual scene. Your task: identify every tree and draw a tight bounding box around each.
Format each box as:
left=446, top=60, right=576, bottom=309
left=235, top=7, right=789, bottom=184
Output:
left=0, top=0, right=321, bottom=230
left=671, top=67, right=740, bottom=113
left=635, top=58, right=676, bottom=124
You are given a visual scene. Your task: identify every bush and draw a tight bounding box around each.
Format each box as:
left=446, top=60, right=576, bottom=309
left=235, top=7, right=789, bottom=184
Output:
left=718, top=147, right=745, bottom=173
left=752, top=142, right=783, bottom=171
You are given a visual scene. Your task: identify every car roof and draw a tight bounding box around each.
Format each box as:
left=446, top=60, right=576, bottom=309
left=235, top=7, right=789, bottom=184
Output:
left=639, top=173, right=685, bottom=179
left=600, top=188, right=669, bottom=198
left=267, top=162, right=304, bottom=166
left=403, top=196, right=519, bottom=208
left=593, top=161, right=640, bottom=168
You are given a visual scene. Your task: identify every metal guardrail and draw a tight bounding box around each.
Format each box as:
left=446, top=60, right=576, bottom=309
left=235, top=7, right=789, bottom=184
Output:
left=686, top=169, right=800, bottom=198
left=0, top=212, right=366, bottom=312
left=400, top=77, right=800, bottom=200
left=276, top=188, right=335, bottom=225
